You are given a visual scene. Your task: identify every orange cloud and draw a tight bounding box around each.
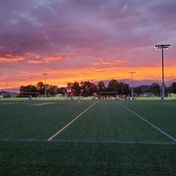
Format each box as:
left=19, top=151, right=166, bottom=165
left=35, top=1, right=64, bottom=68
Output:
left=27, top=60, right=42, bottom=64
left=92, top=61, right=113, bottom=66
left=0, top=56, right=23, bottom=62
left=44, top=56, right=62, bottom=62
left=115, top=59, right=125, bottom=63
left=27, top=56, right=62, bottom=64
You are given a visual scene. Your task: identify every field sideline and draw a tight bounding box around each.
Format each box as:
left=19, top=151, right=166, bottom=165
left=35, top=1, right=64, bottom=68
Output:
left=0, top=99, right=176, bottom=175
left=1, top=96, right=176, bottom=101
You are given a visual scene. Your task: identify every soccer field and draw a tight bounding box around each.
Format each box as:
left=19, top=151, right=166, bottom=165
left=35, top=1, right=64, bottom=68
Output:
left=0, top=99, right=176, bottom=175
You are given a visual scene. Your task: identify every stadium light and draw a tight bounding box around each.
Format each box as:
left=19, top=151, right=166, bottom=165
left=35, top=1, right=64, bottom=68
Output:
left=43, top=73, right=48, bottom=98
left=155, top=44, right=170, bottom=100
left=129, top=72, right=135, bottom=100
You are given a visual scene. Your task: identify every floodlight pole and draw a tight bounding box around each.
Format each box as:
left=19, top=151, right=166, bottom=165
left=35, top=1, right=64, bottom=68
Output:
left=155, top=44, right=170, bottom=100
left=122, top=82, right=123, bottom=98
left=161, top=47, right=164, bottom=100
left=43, top=73, right=48, bottom=98
left=121, top=81, right=124, bottom=100
left=29, top=77, right=31, bottom=92
left=129, top=72, right=135, bottom=100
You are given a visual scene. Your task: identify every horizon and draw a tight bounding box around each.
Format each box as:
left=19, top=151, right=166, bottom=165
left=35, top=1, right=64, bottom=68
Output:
left=0, top=0, right=176, bottom=90
left=1, top=79, right=175, bottom=93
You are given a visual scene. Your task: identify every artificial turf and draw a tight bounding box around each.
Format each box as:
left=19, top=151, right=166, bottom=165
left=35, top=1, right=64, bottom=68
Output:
left=0, top=99, right=176, bottom=175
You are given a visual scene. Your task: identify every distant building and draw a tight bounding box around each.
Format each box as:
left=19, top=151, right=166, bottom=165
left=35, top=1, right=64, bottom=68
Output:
left=0, top=91, right=11, bottom=98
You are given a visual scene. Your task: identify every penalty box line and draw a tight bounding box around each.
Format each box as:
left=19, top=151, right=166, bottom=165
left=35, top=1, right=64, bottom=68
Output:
left=117, top=102, right=176, bottom=143
left=47, top=101, right=99, bottom=141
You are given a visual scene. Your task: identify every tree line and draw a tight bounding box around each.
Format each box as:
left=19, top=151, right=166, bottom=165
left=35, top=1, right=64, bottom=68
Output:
left=19, top=80, right=176, bottom=97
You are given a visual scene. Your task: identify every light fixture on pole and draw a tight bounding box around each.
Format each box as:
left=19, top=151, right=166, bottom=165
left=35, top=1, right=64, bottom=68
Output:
left=155, top=44, right=170, bottom=100
left=129, top=72, right=135, bottom=100
left=43, top=73, right=48, bottom=98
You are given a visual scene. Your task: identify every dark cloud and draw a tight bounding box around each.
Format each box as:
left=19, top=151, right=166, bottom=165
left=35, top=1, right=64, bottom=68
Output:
left=1, top=0, right=173, bottom=58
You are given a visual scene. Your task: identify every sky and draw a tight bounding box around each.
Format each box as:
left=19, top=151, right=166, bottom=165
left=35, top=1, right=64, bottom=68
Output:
left=0, top=0, right=176, bottom=91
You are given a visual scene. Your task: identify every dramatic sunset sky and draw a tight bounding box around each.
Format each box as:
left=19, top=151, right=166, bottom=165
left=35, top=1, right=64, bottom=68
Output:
left=0, top=0, right=176, bottom=91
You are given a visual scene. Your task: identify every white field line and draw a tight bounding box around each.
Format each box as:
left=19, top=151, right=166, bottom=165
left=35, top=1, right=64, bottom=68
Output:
left=163, top=102, right=176, bottom=106
left=0, top=102, right=19, bottom=105
left=117, top=102, right=176, bottom=142
left=47, top=101, right=99, bottom=141
left=32, top=102, right=55, bottom=106
left=0, top=138, right=175, bottom=145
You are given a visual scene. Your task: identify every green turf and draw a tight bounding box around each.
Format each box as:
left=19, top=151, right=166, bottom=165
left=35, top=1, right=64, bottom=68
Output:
left=0, top=99, right=176, bottom=175
left=1, top=141, right=176, bottom=176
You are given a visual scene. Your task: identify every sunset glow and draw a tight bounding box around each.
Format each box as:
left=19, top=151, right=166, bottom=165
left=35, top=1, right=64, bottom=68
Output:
left=0, top=0, right=176, bottom=91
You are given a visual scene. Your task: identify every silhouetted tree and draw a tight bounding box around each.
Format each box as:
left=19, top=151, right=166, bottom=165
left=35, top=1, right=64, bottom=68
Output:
left=36, top=81, right=45, bottom=94
left=72, top=81, right=81, bottom=95
left=107, top=79, right=118, bottom=91
left=134, top=86, right=142, bottom=95
left=47, top=85, right=59, bottom=96
left=97, top=81, right=106, bottom=92
left=20, top=85, right=37, bottom=93
left=80, top=81, right=97, bottom=96
left=149, top=83, right=161, bottom=96
left=167, top=82, right=176, bottom=93
left=120, top=82, right=130, bottom=95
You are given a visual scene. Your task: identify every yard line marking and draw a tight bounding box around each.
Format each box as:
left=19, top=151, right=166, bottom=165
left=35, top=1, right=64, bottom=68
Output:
left=47, top=101, right=99, bottom=141
left=117, top=102, right=176, bottom=142
left=1, top=138, right=175, bottom=145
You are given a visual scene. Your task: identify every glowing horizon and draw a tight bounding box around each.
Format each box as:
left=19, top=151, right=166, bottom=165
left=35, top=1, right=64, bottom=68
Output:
left=1, top=64, right=175, bottom=89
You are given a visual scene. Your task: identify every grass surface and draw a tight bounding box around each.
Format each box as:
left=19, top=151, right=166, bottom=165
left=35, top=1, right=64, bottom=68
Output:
left=0, top=99, right=176, bottom=175
left=1, top=141, right=176, bottom=176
